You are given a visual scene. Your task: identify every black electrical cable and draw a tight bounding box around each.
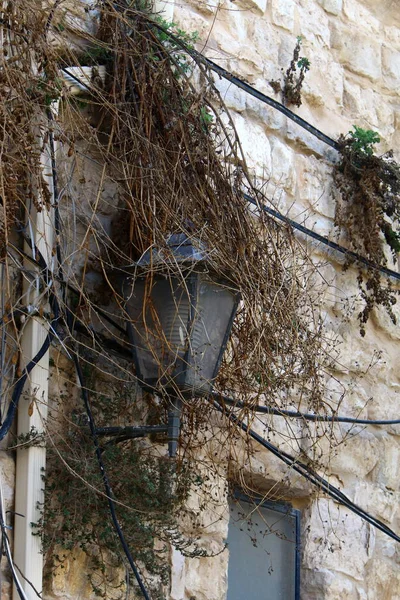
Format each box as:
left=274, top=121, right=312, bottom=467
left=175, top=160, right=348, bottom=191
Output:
left=0, top=295, right=59, bottom=441
left=71, top=352, right=152, bottom=600
left=200, top=56, right=338, bottom=151
left=0, top=169, right=62, bottom=440
left=46, top=117, right=152, bottom=600
left=245, top=193, right=400, bottom=283
left=47, top=109, right=63, bottom=273
left=215, top=393, right=400, bottom=425
left=65, top=19, right=338, bottom=153
left=213, top=399, right=400, bottom=543
left=66, top=332, right=400, bottom=427
left=60, top=79, right=400, bottom=284
left=0, top=337, right=52, bottom=441
left=9, top=237, right=128, bottom=336
left=150, top=20, right=400, bottom=283
left=0, top=525, right=28, bottom=600
left=147, top=19, right=339, bottom=151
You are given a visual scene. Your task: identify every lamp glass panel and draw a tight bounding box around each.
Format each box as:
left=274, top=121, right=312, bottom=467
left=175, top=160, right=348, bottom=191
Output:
left=126, top=273, right=237, bottom=395
left=126, top=276, right=189, bottom=387
left=182, top=277, right=237, bottom=395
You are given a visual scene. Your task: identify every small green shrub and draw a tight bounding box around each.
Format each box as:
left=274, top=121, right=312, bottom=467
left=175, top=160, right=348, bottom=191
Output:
left=348, top=125, right=381, bottom=156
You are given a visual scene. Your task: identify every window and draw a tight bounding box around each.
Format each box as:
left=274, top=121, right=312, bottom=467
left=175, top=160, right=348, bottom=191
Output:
left=226, top=495, right=300, bottom=600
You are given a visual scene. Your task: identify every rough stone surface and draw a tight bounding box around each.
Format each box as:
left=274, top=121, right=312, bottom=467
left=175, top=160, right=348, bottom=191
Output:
left=318, top=0, right=342, bottom=15
left=237, top=0, right=268, bottom=14
left=302, top=499, right=371, bottom=579
left=5, top=1, right=400, bottom=599
left=271, top=0, right=295, bottom=31
left=331, top=23, right=382, bottom=81
left=298, top=0, right=330, bottom=48
left=382, top=46, right=400, bottom=90
left=232, top=113, right=272, bottom=178
left=343, top=79, right=395, bottom=139
left=342, top=0, right=380, bottom=34
left=270, top=136, right=294, bottom=190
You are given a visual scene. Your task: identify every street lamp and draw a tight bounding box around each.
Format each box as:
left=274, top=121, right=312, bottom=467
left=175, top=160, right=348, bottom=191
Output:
left=123, top=233, right=240, bottom=456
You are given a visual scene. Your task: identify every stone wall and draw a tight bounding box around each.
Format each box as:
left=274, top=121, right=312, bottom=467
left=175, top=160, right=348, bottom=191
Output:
left=1, top=1, right=400, bottom=599
left=166, top=0, right=400, bottom=599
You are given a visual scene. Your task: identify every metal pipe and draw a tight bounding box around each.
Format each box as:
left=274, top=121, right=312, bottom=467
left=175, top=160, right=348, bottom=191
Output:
left=167, top=397, right=182, bottom=458
left=95, top=424, right=168, bottom=438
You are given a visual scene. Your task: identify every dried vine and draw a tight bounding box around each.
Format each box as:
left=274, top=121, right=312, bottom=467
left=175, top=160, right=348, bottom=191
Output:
left=0, top=0, right=349, bottom=596
left=334, top=127, right=400, bottom=335
left=270, top=36, right=310, bottom=107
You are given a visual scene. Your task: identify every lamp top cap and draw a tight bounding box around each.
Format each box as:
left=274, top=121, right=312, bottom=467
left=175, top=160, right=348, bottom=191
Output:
left=137, top=233, right=209, bottom=268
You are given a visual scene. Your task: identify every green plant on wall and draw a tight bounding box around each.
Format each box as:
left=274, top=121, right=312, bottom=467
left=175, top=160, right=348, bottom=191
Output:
left=279, top=36, right=311, bottom=107
left=0, top=0, right=348, bottom=596
left=334, top=126, right=400, bottom=335
left=348, top=125, right=381, bottom=156
left=31, top=374, right=209, bottom=599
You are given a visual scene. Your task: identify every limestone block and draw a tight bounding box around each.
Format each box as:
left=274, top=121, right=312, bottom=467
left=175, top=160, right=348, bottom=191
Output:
left=317, top=0, right=343, bottom=15
left=342, top=0, right=381, bottom=34
left=291, top=208, right=334, bottom=237
left=235, top=0, right=268, bottom=15
left=372, top=300, right=400, bottom=341
left=278, top=31, right=301, bottom=68
left=354, top=481, right=398, bottom=524
left=343, top=80, right=395, bottom=138
left=301, top=50, right=344, bottom=108
left=271, top=0, right=295, bottom=32
left=361, top=0, right=400, bottom=28
left=363, top=381, right=400, bottom=431
left=70, top=149, right=119, bottom=217
left=185, top=0, right=216, bottom=15
left=232, top=113, right=272, bottom=178
left=173, top=6, right=214, bottom=38
left=302, top=424, right=379, bottom=478
left=365, top=557, right=400, bottom=600
left=216, top=41, right=264, bottom=83
left=254, top=412, right=303, bottom=456
left=214, top=77, right=246, bottom=113
left=302, top=567, right=357, bottom=600
left=270, top=136, right=294, bottom=191
left=370, top=437, right=400, bottom=492
left=286, top=119, right=330, bottom=157
left=213, top=8, right=249, bottom=44
left=302, top=499, right=370, bottom=579
left=330, top=328, right=389, bottom=377
left=250, top=19, right=281, bottom=67
left=236, top=49, right=265, bottom=82
left=171, top=548, right=185, bottom=600
left=298, top=0, right=331, bottom=48
left=382, top=46, right=400, bottom=90
left=286, top=102, right=342, bottom=159
left=385, top=26, right=400, bottom=50
left=245, top=92, right=288, bottom=133
left=238, top=441, right=313, bottom=498
left=295, top=154, right=335, bottom=219
left=50, top=547, right=93, bottom=598
left=331, top=23, right=382, bottom=81
left=184, top=552, right=228, bottom=600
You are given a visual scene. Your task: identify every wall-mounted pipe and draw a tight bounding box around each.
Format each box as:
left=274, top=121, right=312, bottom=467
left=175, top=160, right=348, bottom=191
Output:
left=11, top=0, right=174, bottom=582
left=12, top=63, right=106, bottom=598
left=13, top=105, right=58, bottom=600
